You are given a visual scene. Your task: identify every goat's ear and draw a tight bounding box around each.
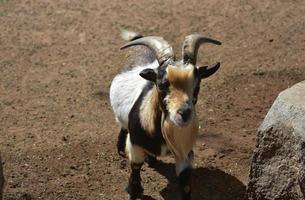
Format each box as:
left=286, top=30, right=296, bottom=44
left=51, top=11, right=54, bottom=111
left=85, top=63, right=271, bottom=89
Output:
left=198, top=62, right=221, bottom=79
left=139, top=68, right=157, bottom=82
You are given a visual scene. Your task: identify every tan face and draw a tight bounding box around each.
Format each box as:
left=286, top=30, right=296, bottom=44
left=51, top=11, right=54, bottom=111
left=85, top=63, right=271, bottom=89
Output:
left=160, top=64, right=199, bottom=127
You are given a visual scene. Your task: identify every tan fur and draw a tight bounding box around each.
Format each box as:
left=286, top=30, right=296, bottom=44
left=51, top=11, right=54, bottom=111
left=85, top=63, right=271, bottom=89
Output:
left=139, top=86, right=159, bottom=134
left=166, top=65, right=194, bottom=113
left=162, top=112, right=199, bottom=161
left=167, top=65, right=194, bottom=92
left=138, top=65, right=199, bottom=160
left=160, top=65, right=199, bottom=160
left=166, top=89, right=188, bottom=114
left=125, top=134, right=145, bottom=163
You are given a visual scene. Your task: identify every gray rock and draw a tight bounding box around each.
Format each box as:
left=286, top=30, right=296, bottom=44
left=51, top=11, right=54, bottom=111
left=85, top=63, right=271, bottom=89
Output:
left=0, top=155, right=3, bottom=200
left=247, top=81, right=305, bottom=200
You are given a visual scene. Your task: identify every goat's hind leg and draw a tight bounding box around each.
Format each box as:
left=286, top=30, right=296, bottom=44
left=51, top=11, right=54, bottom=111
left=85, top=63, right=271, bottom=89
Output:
left=125, top=134, right=145, bottom=199
left=117, top=128, right=128, bottom=157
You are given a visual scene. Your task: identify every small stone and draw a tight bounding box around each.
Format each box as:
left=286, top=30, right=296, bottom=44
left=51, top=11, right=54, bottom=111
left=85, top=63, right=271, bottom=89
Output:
left=218, top=153, right=225, bottom=159
left=62, top=136, right=68, bottom=142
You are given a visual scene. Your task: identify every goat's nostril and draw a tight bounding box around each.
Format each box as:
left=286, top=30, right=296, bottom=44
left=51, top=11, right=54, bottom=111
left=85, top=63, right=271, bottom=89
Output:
left=178, top=107, right=191, bottom=122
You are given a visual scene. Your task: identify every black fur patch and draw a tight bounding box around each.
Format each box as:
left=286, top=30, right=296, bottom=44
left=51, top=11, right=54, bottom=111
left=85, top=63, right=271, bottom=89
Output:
left=144, top=154, right=158, bottom=167
left=178, top=168, right=192, bottom=200
left=117, top=128, right=128, bottom=157
left=128, top=82, right=166, bottom=156
left=156, top=69, right=170, bottom=116
left=126, top=162, right=144, bottom=199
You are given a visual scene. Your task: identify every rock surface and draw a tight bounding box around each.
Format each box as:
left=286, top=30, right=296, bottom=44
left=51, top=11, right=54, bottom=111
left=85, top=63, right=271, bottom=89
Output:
left=0, top=155, right=3, bottom=200
left=247, top=81, right=305, bottom=200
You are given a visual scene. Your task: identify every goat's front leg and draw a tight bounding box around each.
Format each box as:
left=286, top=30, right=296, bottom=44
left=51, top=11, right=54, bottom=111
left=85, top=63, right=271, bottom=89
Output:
left=175, top=150, right=194, bottom=200
left=125, top=135, right=145, bottom=200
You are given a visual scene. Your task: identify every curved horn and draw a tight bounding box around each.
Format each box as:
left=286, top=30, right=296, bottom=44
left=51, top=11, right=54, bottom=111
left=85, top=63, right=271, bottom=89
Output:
left=120, top=36, right=174, bottom=64
left=182, top=34, right=221, bottom=65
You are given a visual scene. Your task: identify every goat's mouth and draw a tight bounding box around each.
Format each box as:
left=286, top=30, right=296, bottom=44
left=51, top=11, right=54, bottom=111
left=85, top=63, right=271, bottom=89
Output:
left=171, top=112, right=192, bottom=127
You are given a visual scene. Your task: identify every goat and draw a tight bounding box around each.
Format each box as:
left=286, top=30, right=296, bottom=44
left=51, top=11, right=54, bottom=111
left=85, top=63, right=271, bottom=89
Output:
left=109, top=31, right=221, bottom=200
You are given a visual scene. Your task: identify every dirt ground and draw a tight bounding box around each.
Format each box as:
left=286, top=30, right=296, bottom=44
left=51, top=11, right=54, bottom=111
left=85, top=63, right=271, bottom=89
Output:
left=0, top=0, right=305, bottom=199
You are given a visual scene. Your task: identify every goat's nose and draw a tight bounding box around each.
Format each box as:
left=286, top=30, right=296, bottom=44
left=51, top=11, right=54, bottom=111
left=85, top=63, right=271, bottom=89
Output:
left=177, top=107, right=192, bottom=122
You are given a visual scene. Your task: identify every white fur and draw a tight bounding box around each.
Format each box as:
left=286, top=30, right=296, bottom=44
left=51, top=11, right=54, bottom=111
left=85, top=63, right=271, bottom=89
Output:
left=109, top=60, right=159, bottom=129
left=120, top=30, right=141, bottom=41
left=125, top=134, right=145, bottom=163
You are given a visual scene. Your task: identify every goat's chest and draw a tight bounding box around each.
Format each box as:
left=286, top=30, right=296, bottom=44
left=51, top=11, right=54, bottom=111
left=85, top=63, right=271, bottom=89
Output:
left=162, top=117, right=199, bottom=160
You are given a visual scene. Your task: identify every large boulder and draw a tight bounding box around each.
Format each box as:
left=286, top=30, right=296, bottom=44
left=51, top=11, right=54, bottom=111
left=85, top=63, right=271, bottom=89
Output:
left=0, top=155, right=3, bottom=200
left=247, top=81, right=305, bottom=200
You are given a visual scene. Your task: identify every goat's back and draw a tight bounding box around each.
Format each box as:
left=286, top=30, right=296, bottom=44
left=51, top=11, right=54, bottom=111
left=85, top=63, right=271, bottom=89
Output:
left=109, top=60, right=158, bottom=129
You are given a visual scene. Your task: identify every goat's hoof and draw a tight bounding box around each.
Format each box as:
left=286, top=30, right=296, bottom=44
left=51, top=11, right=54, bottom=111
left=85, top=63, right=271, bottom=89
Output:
left=144, top=155, right=158, bottom=168
left=181, top=194, right=191, bottom=200
left=126, top=185, right=143, bottom=200
left=128, top=195, right=142, bottom=200
left=127, top=192, right=143, bottom=200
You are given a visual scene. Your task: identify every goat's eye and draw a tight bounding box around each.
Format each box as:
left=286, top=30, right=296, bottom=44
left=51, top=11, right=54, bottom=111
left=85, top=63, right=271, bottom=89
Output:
left=158, top=80, right=170, bottom=91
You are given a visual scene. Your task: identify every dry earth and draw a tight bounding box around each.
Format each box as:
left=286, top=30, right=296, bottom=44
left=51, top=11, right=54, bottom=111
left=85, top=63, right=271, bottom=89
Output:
left=0, top=0, right=305, bottom=199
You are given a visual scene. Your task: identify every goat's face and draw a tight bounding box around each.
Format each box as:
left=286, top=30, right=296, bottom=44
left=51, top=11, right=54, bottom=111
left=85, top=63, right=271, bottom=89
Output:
left=140, top=61, right=220, bottom=127
left=158, top=63, right=197, bottom=127
left=121, top=34, right=221, bottom=127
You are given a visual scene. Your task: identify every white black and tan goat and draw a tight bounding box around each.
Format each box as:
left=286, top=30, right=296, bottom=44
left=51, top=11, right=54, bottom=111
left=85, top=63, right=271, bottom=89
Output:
left=109, top=31, right=221, bottom=200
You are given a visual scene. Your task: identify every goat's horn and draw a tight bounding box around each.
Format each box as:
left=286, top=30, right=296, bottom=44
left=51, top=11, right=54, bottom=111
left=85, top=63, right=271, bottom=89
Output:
left=120, top=36, right=174, bottom=64
left=182, top=34, right=221, bottom=65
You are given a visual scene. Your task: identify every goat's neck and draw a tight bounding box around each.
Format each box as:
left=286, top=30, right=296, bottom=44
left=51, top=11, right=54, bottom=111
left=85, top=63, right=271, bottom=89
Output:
left=161, top=109, right=199, bottom=161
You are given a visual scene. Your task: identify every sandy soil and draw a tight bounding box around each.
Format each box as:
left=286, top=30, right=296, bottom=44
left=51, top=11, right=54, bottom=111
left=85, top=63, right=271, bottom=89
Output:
left=0, top=0, right=305, bottom=199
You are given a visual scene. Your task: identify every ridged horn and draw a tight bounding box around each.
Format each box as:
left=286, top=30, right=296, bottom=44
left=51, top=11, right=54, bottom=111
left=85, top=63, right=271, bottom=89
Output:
left=182, top=34, right=221, bottom=65
left=120, top=36, right=174, bottom=64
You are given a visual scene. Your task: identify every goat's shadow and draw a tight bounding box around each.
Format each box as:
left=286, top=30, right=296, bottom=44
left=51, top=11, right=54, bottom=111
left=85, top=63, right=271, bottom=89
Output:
left=143, top=161, right=246, bottom=200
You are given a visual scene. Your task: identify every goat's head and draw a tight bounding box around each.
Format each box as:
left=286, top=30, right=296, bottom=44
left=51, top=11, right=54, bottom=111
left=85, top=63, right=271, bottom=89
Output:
left=121, top=35, right=221, bottom=127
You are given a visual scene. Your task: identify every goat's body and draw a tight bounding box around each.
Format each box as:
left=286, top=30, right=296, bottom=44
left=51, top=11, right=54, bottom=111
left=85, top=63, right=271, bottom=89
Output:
left=127, top=81, right=168, bottom=156
left=110, top=60, right=158, bottom=129
left=110, top=59, right=169, bottom=157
